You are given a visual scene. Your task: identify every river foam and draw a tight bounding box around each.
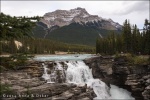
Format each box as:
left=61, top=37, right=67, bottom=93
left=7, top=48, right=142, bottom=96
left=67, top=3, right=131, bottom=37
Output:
left=36, top=55, right=134, bottom=99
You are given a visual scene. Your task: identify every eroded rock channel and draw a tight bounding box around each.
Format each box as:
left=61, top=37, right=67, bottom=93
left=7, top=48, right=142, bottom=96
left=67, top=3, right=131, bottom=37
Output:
left=84, top=56, right=150, bottom=100
left=0, top=55, right=149, bottom=100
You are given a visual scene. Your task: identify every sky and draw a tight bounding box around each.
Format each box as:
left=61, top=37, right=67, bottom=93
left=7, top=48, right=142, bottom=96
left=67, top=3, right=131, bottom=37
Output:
left=1, top=0, right=149, bottom=29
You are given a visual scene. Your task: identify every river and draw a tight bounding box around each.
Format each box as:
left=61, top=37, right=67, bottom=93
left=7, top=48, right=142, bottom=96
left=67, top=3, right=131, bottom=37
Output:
left=33, top=54, right=135, bottom=99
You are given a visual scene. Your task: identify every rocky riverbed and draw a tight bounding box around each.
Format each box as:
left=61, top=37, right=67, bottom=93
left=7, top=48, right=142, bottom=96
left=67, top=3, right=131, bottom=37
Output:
left=84, top=56, right=150, bottom=100
left=0, top=61, right=96, bottom=100
left=0, top=56, right=149, bottom=100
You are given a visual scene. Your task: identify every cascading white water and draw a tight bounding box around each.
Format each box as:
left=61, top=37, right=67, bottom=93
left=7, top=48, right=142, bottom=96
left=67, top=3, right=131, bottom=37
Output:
left=42, top=63, right=50, bottom=80
left=110, top=85, right=134, bottom=99
left=65, top=61, right=111, bottom=99
left=42, top=63, right=55, bottom=83
left=42, top=61, right=110, bottom=99
left=42, top=61, right=135, bottom=99
left=87, top=79, right=111, bottom=99
left=65, top=61, right=93, bottom=84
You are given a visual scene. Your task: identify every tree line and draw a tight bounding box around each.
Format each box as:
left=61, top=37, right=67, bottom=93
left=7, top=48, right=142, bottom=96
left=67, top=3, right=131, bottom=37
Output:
left=96, top=19, right=150, bottom=55
left=0, top=13, right=95, bottom=54
left=2, top=13, right=149, bottom=55
left=0, top=37, right=95, bottom=54
left=0, top=13, right=41, bottom=40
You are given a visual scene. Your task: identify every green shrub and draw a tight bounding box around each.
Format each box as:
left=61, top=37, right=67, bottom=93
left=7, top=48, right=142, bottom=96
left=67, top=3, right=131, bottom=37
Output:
left=0, top=57, right=14, bottom=70
left=125, top=53, right=134, bottom=64
left=133, top=56, right=149, bottom=65
left=0, top=66, right=6, bottom=72
left=114, top=53, right=149, bottom=65
left=10, top=53, right=34, bottom=65
left=0, top=53, right=34, bottom=70
left=0, top=84, right=13, bottom=97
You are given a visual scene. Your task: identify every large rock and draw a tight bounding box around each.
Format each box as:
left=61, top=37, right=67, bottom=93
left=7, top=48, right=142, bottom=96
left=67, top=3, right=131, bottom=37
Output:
left=84, top=56, right=103, bottom=79
left=84, top=56, right=150, bottom=100
left=0, top=62, right=96, bottom=100
left=84, top=56, right=113, bottom=86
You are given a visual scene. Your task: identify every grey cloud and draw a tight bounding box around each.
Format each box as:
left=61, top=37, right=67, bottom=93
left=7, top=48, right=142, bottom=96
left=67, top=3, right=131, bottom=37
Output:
left=114, top=1, right=149, bottom=15
left=1, top=1, right=148, bottom=29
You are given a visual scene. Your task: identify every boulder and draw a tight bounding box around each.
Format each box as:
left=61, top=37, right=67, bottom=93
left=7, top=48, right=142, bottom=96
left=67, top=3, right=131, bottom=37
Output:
left=85, top=56, right=150, bottom=100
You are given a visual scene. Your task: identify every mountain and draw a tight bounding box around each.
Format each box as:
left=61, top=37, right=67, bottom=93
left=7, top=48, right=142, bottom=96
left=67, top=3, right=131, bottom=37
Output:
left=40, top=7, right=122, bottom=30
left=33, top=7, right=122, bottom=46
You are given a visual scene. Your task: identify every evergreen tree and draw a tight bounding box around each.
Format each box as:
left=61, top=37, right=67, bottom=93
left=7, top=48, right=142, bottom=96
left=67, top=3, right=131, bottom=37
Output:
left=96, top=19, right=149, bottom=55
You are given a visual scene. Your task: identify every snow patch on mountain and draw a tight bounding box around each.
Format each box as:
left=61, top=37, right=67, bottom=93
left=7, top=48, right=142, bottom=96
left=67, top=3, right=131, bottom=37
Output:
left=40, top=7, right=122, bottom=30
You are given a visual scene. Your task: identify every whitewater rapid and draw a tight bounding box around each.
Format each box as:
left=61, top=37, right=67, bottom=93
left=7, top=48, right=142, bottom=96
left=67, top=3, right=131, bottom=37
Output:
left=41, top=60, right=135, bottom=99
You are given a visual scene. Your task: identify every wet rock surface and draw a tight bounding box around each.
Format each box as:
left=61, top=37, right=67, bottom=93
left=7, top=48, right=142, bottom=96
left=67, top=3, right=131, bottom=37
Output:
left=0, top=62, right=96, bottom=100
left=84, top=56, right=150, bottom=100
left=1, top=56, right=149, bottom=100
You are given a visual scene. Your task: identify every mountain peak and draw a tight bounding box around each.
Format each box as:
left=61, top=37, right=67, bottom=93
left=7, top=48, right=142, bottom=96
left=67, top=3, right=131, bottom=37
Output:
left=71, top=7, right=89, bottom=16
left=71, top=7, right=87, bottom=12
left=76, top=7, right=85, bottom=10
left=40, top=8, right=122, bottom=30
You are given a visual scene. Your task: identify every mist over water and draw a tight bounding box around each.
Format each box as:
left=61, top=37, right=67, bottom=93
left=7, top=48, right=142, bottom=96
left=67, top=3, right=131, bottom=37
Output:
left=110, top=85, right=134, bottom=99
left=35, top=55, right=135, bottom=99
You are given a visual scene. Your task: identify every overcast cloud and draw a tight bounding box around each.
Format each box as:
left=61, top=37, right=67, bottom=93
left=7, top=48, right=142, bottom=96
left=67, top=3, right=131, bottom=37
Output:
left=1, top=1, right=149, bottom=29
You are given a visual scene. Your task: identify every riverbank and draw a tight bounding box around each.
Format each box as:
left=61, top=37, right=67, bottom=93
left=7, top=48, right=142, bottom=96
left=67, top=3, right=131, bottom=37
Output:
left=0, top=55, right=149, bottom=100
left=84, top=55, right=150, bottom=100
left=0, top=51, right=95, bottom=57
left=0, top=61, right=95, bottom=100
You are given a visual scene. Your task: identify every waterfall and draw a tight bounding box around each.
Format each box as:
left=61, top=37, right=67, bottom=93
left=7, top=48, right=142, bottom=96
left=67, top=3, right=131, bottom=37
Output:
left=42, top=63, right=50, bottom=80
left=65, top=61, right=93, bottom=84
left=65, top=61, right=110, bottom=99
left=42, top=63, right=55, bottom=83
left=42, top=61, right=134, bottom=99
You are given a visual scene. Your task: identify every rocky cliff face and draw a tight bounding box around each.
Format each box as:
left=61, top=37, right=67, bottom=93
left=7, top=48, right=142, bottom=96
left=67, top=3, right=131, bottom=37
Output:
left=1, top=56, right=149, bottom=100
left=0, top=61, right=96, bottom=100
left=40, top=7, right=122, bottom=30
left=84, top=56, right=150, bottom=100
